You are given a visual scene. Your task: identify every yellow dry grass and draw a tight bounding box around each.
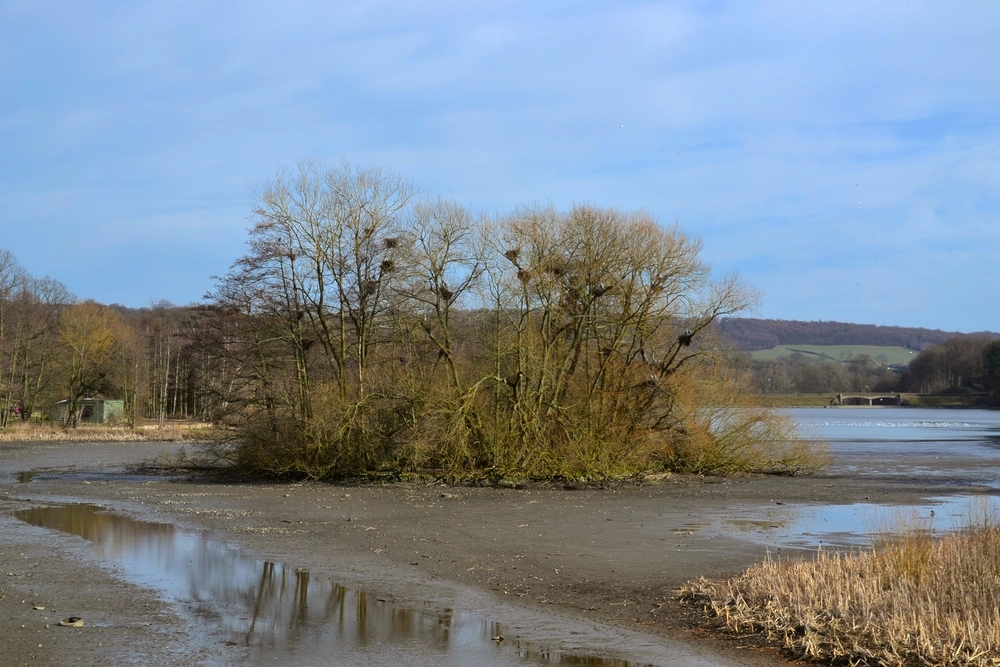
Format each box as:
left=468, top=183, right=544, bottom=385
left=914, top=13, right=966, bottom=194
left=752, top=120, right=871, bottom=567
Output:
left=0, top=421, right=213, bottom=442
left=682, top=501, right=1000, bottom=666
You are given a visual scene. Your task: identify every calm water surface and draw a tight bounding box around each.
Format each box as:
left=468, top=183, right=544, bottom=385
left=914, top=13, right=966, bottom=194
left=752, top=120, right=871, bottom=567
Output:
left=711, top=407, right=1000, bottom=549
left=794, top=406, right=1000, bottom=486
left=13, top=503, right=648, bottom=667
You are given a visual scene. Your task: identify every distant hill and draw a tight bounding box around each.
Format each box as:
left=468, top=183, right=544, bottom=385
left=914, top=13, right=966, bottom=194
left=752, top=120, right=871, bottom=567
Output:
left=716, top=318, right=989, bottom=352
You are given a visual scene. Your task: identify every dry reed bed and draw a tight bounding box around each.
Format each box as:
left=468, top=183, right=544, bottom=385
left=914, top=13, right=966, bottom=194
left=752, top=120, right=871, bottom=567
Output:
left=682, top=505, right=1000, bottom=666
left=0, top=423, right=212, bottom=442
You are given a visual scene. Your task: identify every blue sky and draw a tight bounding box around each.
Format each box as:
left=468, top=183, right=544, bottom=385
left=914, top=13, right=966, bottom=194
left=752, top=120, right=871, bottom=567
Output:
left=1, top=1, right=997, bottom=332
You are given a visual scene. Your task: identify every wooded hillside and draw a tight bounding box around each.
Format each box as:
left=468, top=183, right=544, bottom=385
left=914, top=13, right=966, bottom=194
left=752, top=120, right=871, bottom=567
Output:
left=716, top=318, right=987, bottom=352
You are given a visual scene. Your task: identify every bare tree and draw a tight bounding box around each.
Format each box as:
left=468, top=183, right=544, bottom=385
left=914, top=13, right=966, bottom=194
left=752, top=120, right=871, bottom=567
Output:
left=232, top=161, right=416, bottom=399
left=401, top=198, right=485, bottom=392
left=485, top=206, right=757, bottom=449
left=0, top=249, right=26, bottom=425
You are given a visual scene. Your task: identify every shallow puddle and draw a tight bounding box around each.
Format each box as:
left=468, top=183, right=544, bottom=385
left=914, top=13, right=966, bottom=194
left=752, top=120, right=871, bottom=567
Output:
left=717, top=495, right=987, bottom=549
left=13, top=468, right=168, bottom=485
left=14, top=504, right=642, bottom=666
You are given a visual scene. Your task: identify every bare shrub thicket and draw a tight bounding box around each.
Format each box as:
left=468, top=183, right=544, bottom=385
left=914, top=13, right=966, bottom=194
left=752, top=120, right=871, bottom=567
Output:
left=682, top=503, right=1000, bottom=666
left=205, top=161, right=818, bottom=480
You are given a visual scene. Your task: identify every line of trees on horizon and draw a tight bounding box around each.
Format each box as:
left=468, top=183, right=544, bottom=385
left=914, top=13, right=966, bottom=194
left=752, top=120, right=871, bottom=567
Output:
left=716, top=317, right=988, bottom=352
left=3, top=229, right=996, bottom=439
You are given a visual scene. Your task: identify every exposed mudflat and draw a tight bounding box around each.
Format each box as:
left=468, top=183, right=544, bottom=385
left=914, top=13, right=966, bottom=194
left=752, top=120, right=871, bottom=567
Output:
left=1, top=439, right=994, bottom=666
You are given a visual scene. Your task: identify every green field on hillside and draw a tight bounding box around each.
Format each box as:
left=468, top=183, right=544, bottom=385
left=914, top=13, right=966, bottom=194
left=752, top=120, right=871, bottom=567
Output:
left=750, top=345, right=918, bottom=365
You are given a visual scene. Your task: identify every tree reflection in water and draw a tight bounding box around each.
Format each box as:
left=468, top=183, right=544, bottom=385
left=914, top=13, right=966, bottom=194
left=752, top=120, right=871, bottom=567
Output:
left=14, top=504, right=637, bottom=666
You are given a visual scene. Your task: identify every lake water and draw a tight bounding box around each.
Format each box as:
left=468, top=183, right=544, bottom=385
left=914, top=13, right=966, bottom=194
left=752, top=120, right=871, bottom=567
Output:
left=795, top=406, right=1000, bottom=486
left=710, top=407, right=1000, bottom=549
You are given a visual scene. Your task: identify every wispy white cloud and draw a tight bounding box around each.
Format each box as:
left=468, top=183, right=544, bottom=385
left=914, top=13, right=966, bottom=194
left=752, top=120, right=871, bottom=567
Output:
left=1, top=0, right=998, bottom=329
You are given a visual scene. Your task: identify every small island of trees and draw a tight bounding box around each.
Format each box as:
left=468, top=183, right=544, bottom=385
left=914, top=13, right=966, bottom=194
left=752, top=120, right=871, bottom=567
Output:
left=1, top=162, right=818, bottom=480
left=3, top=162, right=996, bottom=480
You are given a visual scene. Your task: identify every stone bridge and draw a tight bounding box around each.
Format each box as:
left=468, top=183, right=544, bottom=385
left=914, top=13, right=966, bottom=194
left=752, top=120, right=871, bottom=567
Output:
left=831, top=393, right=904, bottom=406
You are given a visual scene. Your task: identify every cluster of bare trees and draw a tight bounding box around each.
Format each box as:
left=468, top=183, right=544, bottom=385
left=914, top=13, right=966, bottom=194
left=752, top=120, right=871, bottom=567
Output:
left=0, top=250, right=210, bottom=427
left=0, top=250, right=72, bottom=426
left=898, top=334, right=1000, bottom=395
left=200, top=162, right=808, bottom=480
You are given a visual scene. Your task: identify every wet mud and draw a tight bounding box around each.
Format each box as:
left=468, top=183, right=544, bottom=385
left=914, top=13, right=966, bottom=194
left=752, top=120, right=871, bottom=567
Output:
left=2, top=420, right=998, bottom=665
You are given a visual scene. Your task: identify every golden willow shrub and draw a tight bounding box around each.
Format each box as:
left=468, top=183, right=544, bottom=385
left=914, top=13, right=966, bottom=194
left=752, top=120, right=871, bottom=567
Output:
left=205, top=161, right=817, bottom=480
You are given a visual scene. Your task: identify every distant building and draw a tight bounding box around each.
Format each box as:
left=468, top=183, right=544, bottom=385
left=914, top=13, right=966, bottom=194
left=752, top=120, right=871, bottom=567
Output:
left=49, top=399, right=125, bottom=425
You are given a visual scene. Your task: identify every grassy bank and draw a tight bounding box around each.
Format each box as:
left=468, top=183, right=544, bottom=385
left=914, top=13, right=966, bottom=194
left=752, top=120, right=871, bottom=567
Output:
left=682, top=503, right=1000, bottom=666
left=750, top=344, right=918, bottom=365
left=0, top=421, right=215, bottom=442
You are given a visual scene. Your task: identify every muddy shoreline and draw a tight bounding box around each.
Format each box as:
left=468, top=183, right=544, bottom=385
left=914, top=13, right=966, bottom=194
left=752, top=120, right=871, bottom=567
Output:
left=1, top=440, right=995, bottom=666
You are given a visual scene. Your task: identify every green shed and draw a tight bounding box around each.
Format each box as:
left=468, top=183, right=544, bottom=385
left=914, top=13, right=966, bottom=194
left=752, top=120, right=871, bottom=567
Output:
left=49, top=399, right=125, bottom=425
